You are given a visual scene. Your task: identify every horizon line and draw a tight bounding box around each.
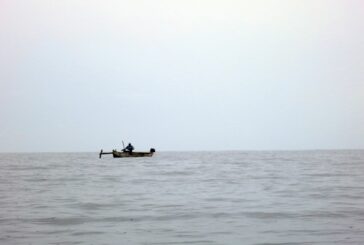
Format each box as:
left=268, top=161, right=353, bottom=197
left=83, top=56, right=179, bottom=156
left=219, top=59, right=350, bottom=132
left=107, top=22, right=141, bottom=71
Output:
left=1, top=148, right=363, bottom=154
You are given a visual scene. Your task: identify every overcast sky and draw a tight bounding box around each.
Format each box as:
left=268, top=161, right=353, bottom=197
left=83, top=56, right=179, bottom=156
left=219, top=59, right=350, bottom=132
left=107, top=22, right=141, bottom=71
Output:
left=0, top=0, right=363, bottom=152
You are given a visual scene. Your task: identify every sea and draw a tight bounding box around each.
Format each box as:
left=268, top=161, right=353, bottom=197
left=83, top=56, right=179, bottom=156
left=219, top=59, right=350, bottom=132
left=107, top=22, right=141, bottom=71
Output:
left=0, top=150, right=363, bottom=245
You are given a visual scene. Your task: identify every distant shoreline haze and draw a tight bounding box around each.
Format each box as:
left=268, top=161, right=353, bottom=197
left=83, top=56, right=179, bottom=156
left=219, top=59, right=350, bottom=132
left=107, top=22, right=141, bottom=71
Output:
left=1, top=149, right=364, bottom=154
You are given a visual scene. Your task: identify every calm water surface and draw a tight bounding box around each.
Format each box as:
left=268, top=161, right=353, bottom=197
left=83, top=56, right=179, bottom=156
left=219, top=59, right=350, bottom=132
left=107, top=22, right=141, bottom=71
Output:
left=1, top=151, right=364, bottom=244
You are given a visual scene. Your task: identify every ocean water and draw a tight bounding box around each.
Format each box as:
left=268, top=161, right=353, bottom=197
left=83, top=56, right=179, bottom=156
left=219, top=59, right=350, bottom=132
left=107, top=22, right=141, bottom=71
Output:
left=0, top=150, right=364, bottom=245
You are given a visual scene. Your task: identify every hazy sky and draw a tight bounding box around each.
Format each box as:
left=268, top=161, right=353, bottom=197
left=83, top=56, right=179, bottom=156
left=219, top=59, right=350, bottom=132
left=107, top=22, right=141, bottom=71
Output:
left=1, top=0, right=363, bottom=152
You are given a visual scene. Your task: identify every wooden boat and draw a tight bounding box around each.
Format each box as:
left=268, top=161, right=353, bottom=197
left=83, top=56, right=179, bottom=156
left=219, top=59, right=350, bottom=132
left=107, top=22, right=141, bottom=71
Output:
left=99, top=148, right=155, bottom=158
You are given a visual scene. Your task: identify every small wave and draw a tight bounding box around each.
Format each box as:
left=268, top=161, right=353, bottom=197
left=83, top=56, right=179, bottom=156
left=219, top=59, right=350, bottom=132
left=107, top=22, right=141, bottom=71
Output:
left=254, top=243, right=312, bottom=245
left=70, top=202, right=125, bottom=210
left=148, top=241, right=214, bottom=245
left=33, top=217, right=89, bottom=226
left=242, top=211, right=298, bottom=219
left=71, top=231, right=105, bottom=236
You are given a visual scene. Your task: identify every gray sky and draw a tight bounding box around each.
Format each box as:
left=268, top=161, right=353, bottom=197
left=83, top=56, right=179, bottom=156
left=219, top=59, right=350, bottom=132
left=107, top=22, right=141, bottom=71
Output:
left=1, top=0, right=363, bottom=152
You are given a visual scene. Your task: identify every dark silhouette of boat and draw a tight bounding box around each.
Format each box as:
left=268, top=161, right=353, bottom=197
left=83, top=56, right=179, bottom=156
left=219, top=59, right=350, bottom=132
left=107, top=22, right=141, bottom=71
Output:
left=99, top=148, right=155, bottom=158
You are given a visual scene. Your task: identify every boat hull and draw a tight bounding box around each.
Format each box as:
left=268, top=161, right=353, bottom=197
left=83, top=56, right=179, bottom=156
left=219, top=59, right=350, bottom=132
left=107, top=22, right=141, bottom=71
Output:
left=112, top=150, right=154, bottom=158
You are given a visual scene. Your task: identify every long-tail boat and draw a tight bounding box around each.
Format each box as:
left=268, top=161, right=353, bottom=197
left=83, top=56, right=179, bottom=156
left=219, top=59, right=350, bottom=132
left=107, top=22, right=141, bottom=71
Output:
left=99, top=148, right=155, bottom=158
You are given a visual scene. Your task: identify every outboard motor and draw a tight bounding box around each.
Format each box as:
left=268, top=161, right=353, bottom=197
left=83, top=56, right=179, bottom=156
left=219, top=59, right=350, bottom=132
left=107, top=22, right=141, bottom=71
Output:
left=150, top=148, right=156, bottom=153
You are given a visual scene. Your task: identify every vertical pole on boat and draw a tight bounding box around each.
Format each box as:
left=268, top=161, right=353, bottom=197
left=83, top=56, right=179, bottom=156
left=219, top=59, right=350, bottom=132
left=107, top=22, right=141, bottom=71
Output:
left=122, top=141, right=125, bottom=151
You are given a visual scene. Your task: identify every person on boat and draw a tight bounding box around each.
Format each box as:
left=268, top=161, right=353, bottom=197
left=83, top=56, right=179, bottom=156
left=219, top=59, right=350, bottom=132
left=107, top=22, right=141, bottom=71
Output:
left=124, top=143, right=134, bottom=153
